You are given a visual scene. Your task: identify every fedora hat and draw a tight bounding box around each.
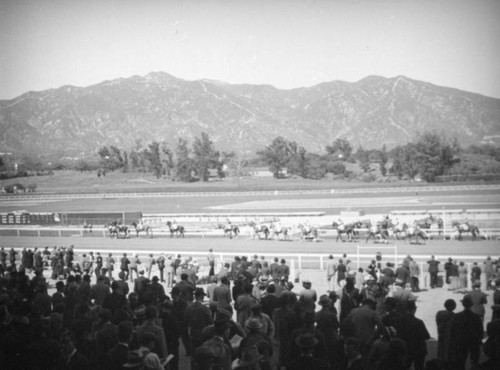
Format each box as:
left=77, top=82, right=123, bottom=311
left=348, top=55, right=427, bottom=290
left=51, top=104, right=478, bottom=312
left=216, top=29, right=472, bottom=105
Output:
left=295, top=333, right=319, bottom=348
left=245, top=318, right=263, bottom=330
left=123, top=350, right=145, bottom=368
left=235, top=346, right=263, bottom=367
left=318, top=294, right=332, bottom=306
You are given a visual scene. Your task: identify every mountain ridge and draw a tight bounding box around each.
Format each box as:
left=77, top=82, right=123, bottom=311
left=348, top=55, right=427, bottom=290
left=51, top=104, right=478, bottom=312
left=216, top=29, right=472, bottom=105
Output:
left=1, top=72, right=499, bottom=158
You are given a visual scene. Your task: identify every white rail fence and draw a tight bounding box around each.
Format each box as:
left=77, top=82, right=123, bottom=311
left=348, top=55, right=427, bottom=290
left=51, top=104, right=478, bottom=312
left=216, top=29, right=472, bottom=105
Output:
left=1, top=226, right=498, bottom=239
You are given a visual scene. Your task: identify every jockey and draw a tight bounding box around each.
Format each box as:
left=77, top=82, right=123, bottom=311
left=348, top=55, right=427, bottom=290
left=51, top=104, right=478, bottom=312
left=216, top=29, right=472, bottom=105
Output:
left=462, top=218, right=470, bottom=231
left=304, top=221, right=311, bottom=233
left=337, top=218, right=345, bottom=231
left=172, top=220, right=178, bottom=231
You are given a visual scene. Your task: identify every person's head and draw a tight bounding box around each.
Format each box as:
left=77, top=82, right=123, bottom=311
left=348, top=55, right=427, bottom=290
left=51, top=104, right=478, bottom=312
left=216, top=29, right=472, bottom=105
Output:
left=384, top=297, right=397, bottom=311
left=220, top=276, right=229, bottom=286
left=145, top=306, right=158, bottom=321
left=245, top=318, right=263, bottom=333
left=194, top=288, right=206, bottom=300
left=363, top=298, right=377, bottom=310
left=302, top=280, right=312, bottom=289
left=344, top=337, right=362, bottom=358
left=59, top=329, right=76, bottom=355
left=141, top=332, right=157, bottom=350
left=266, top=284, right=276, bottom=294
left=406, top=300, right=417, bottom=314
left=251, top=304, right=263, bottom=316
left=295, top=333, right=318, bottom=355
left=244, top=284, right=253, bottom=294
left=214, top=318, right=229, bottom=337
left=328, top=291, right=338, bottom=304
left=444, top=299, right=456, bottom=312
left=118, top=320, right=133, bottom=343
left=181, top=273, right=188, bottom=281
left=170, top=286, right=180, bottom=299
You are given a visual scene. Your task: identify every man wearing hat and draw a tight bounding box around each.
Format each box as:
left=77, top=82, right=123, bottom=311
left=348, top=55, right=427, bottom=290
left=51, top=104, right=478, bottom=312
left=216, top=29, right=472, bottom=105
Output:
left=448, top=294, right=484, bottom=369
left=286, top=333, right=327, bottom=370
left=240, top=318, right=273, bottom=362
left=207, top=248, right=215, bottom=277
left=136, top=306, right=168, bottom=359
left=200, top=318, right=232, bottom=370
left=186, top=287, right=214, bottom=363
left=326, top=255, right=337, bottom=292
left=277, top=259, right=290, bottom=282
left=299, top=279, right=317, bottom=310
left=316, top=294, right=341, bottom=367
left=289, top=309, right=327, bottom=365
left=213, top=276, right=232, bottom=311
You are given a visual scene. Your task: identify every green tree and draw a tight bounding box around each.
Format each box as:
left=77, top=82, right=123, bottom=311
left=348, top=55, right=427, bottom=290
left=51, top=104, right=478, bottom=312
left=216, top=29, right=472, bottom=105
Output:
left=287, top=143, right=308, bottom=178
left=379, top=145, right=389, bottom=176
left=174, top=138, right=195, bottom=182
left=161, top=143, right=174, bottom=177
left=326, top=138, right=353, bottom=161
left=144, top=141, right=163, bottom=178
left=257, top=136, right=294, bottom=178
left=390, top=144, right=420, bottom=179
left=413, top=133, right=461, bottom=182
left=304, top=153, right=327, bottom=179
left=355, top=146, right=371, bottom=173
left=192, top=132, right=219, bottom=181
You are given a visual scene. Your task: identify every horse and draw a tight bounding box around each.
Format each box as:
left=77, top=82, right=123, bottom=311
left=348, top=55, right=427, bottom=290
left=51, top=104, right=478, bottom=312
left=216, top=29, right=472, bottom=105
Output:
left=332, top=220, right=357, bottom=242
left=390, top=222, right=408, bottom=240
left=414, top=215, right=436, bottom=230
left=131, top=221, right=153, bottom=238
left=83, top=220, right=92, bottom=234
left=166, top=221, right=185, bottom=238
left=106, top=221, right=129, bottom=239
left=249, top=221, right=270, bottom=240
left=223, top=223, right=240, bottom=239
left=270, top=222, right=289, bottom=241
left=452, top=221, right=484, bottom=240
left=365, top=220, right=390, bottom=244
left=297, top=223, right=320, bottom=241
left=401, top=224, right=429, bottom=244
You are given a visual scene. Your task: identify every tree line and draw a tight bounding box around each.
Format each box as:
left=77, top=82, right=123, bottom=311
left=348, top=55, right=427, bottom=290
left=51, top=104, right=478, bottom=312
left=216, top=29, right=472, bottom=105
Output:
left=2, top=131, right=499, bottom=183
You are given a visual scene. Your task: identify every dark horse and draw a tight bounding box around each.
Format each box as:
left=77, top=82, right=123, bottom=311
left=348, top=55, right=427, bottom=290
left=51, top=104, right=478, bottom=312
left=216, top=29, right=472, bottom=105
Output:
left=166, top=221, right=185, bottom=238
left=249, top=221, right=270, bottom=240
left=223, top=223, right=240, bottom=239
left=83, top=220, right=92, bottom=234
left=106, top=221, right=129, bottom=239
left=452, top=221, right=483, bottom=240
left=332, top=220, right=357, bottom=242
left=131, top=221, right=153, bottom=238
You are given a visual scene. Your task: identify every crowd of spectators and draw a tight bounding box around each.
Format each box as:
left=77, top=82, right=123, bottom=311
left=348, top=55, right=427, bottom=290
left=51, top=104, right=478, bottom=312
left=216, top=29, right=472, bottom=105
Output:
left=0, top=245, right=499, bottom=370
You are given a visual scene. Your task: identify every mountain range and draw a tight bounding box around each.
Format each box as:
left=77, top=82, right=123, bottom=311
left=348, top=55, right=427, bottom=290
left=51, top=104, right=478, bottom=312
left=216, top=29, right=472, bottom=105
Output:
left=1, top=72, right=500, bottom=159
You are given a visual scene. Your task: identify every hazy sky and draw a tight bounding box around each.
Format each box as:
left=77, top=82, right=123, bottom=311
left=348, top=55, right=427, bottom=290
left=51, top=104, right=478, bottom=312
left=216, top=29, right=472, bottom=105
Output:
left=1, top=0, right=500, bottom=100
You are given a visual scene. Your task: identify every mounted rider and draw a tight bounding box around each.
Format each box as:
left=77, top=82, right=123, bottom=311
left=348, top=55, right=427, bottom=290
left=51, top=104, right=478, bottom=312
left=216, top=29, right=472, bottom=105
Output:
left=304, top=221, right=312, bottom=233
left=336, top=218, right=345, bottom=232
left=171, top=219, right=179, bottom=231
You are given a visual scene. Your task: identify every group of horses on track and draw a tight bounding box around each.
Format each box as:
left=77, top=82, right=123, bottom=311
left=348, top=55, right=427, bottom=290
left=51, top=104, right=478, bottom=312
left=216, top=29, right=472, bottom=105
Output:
left=84, top=215, right=484, bottom=242
left=92, top=220, right=186, bottom=239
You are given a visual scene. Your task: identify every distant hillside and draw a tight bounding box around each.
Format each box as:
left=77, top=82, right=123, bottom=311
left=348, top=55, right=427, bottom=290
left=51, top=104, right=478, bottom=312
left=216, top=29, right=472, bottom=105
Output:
left=1, top=72, right=499, bottom=158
